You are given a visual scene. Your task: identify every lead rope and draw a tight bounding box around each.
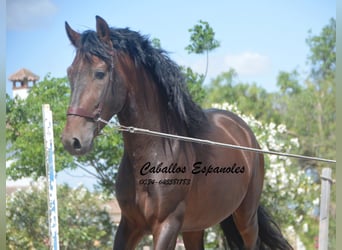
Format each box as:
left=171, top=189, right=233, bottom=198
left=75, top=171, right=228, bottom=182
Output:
left=96, top=117, right=336, bottom=164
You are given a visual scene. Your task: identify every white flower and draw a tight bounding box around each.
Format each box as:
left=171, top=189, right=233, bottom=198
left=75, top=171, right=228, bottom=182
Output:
left=297, top=187, right=304, bottom=195
left=269, top=155, right=278, bottom=163
left=290, top=138, right=300, bottom=148
left=289, top=173, right=296, bottom=181
left=269, top=122, right=276, bottom=130
left=277, top=124, right=287, bottom=133
left=211, top=103, right=221, bottom=109
left=206, top=231, right=217, bottom=242
left=296, top=215, right=303, bottom=223
left=284, top=158, right=292, bottom=166
left=313, top=198, right=319, bottom=206
left=75, top=186, right=87, bottom=200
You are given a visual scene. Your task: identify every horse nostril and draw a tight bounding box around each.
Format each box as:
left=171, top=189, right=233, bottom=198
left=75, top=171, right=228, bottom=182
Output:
left=72, top=138, right=82, bottom=150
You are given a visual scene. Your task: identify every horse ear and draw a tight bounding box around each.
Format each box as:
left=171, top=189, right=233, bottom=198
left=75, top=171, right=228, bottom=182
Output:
left=96, top=15, right=111, bottom=44
left=65, top=22, right=81, bottom=48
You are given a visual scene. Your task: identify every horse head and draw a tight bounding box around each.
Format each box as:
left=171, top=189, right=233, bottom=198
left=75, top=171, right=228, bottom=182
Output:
left=62, top=16, right=127, bottom=155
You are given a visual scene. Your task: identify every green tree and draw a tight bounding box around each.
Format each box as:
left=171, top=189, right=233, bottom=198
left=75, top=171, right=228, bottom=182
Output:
left=185, top=20, right=220, bottom=82
left=274, top=18, right=336, bottom=248
left=6, top=181, right=115, bottom=249
left=275, top=18, right=336, bottom=164
left=306, top=18, right=336, bottom=81
left=151, top=37, right=161, bottom=49
left=205, top=69, right=280, bottom=123
left=305, top=18, right=336, bottom=163
left=6, top=75, right=123, bottom=194
left=181, top=66, right=206, bottom=105
left=276, top=70, right=302, bottom=96
left=6, top=76, right=73, bottom=178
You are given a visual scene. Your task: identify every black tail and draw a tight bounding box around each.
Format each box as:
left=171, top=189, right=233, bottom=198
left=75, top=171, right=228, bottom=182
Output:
left=220, top=206, right=293, bottom=250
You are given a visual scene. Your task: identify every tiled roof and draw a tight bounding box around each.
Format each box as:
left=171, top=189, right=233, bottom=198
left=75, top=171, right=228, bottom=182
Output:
left=8, top=68, right=40, bottom=82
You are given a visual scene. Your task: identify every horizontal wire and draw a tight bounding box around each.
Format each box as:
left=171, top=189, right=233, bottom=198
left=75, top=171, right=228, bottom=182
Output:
left=97, top=118, right=336, bottom=164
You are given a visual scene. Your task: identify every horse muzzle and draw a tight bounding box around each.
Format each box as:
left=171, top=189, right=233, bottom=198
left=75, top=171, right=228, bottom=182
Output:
left=61, top=117, right=96, bottom=156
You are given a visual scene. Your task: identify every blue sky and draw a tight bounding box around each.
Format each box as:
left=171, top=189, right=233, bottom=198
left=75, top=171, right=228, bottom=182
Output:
left=6, top=0, right=335, bottom=188
left=7, top=0, right=335, bottom=96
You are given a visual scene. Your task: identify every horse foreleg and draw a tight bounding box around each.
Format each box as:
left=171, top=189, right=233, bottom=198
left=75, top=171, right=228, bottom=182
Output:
left=152, top=204, right=186, bottom=250
left=182, top=230, right=204, bottom=250
left=113, top=216, right=144, bottom=250
left=152, top=218, right=182, bottom=250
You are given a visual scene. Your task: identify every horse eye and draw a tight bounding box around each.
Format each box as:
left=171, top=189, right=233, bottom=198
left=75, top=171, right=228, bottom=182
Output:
left=95, top=71, right=105, bottom=80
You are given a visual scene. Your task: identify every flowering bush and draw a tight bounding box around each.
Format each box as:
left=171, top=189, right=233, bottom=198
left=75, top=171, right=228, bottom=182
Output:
left=211, top=103, right=320, bottom=249
left=6, top=179, right=115, bottom=250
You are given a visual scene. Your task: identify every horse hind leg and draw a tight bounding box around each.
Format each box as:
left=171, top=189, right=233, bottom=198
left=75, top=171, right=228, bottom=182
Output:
left=220, top=161, right=264, bottom=249
left=220, top=215, right=244, bottom=249
left=232, top=210, right=260, bottom=250
left=220, top=161, right=292, bottom=249
left=233, top=154, right=264, bottom=249
left=223, top=206, right=293, bottom=250
left=182, top=230, right=204, bottom=250
left=220, top=212, right=260, bottom=250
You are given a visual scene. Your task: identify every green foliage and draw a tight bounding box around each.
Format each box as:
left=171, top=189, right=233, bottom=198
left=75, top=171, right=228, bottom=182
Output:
left=6, top=75, right=73, bottom=179
left=204, top=225, right=227, bottom=249
left=205, top=69, right=281, bottom=123
left=181, top=66, right=206, bottom=105
left=151, top=37, right=162, bottom=49
left=276, top=70, right=302, bottom=95
left=6, top=181, right=115, bottom=249
left=274, top=73, right=336, bottom=249
left=305, top=18, right=336, bottom=163
left=306, top=18, right=336, bottom=80
left=6, top=74, right=123, bottom=193
left=185, top=20, right=220, bottom=54
left=185, top=20, right=220, bottom=82
left=275, top=77, right=335, bottom=163
left=275, top=18, right=335, bottom=165
left=78, top=126, right=123, bottom=194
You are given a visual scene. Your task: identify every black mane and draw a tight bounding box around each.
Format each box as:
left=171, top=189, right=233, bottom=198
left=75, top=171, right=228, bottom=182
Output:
left=79, top=28, right=209, bottom=136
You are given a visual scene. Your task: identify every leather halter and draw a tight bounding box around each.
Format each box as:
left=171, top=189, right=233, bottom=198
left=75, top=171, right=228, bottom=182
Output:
left=66, top=44, right=114, bottom=134
left=67, top=105, right=103, bottom=121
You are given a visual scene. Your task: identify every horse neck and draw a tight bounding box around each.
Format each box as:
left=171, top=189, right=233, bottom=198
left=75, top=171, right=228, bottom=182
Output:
left=115, top=55, right=189, bottom=158
left=117, top=73, right=162, bottom=128
left=116, top=65, right=169, bottom=149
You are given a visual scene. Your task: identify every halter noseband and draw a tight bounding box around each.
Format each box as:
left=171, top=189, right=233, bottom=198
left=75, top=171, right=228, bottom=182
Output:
left=66, top=105, right=103, bottom=121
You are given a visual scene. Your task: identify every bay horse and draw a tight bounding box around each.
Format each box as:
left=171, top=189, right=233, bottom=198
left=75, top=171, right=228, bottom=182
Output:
left=62, top=16, right=292, bottom=250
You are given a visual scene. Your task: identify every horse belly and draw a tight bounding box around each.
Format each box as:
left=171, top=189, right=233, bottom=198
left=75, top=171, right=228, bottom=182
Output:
left=181, top=171, right=250, bottom=232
